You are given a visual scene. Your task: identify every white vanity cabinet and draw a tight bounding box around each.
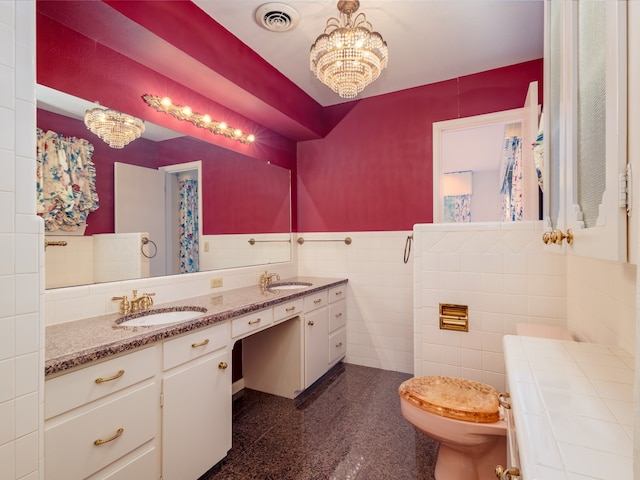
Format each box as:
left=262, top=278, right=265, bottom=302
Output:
left=161, top=322, right=231, bottom=480
left=304, top=289, right=330, bottom=388
left=328, top=285, right=347, bottom=363
left=44, top=347, right=159, bottom=480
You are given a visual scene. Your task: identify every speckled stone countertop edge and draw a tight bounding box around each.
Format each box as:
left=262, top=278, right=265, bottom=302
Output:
left=45, top=277, right=347, bottom=377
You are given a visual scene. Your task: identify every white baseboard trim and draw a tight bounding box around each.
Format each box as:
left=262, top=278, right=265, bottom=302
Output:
left=232, top=378, right=245, bottom=395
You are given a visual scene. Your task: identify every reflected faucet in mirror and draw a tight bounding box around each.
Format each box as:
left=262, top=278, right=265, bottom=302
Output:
left=259, top=271, right=280, bottom=292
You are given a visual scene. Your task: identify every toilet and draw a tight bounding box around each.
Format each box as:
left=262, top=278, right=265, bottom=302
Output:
left=398, top=376, right=506, bottom=480
left=400, top=324, right=574, bottom=480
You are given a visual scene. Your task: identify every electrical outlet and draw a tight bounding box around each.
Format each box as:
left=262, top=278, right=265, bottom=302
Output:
left=210, top=295, right=223, bottom=306
left=210, top=277, right=223, bottom=288
left=204, top=241, right=210, bottom=252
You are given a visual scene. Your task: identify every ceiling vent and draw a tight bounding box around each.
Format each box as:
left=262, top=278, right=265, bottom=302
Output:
left=255, top=3, right=300, bottom=32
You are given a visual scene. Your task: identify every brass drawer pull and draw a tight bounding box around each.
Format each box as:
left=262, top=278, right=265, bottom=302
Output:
left=95, top=369, right=125, bottom=384
left=286, top=306, right=296, bottom=312
left=248, top=318, right=261, bottom=325
left=307, top=320, right=315, bottom=326
left=218, top=361, right=228, bottom=370
left=334, top=291, right=343, bottom=296
left=314, top=299, right=322, bottom=304
left=336, top=342, right=343, bottom=347
left=335, top=312, right=343, bottom=317
left=94, top=428, right=124, bottom=446
left=191, top=338, right=210, bottom=348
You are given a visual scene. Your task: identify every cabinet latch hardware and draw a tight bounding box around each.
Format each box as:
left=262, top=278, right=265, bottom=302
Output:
left=619, top=163, right=632, bottom=216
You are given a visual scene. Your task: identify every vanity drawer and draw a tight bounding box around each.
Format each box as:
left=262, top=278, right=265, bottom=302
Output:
left=45, top=346, right=156, bottom=419
left=231, top=309, right=273, bottom=338
left=87, top=445, right=157, bottom=480
left=329, top=301, right=346, bottom=332
left=163, top=322, right=229, bottom=371
left=328, top=285, right=347, bottom=304
left=329, top=329, right=347, bottom=363
left=304, top=290, right=328, bottom=312
left=273, top=298, right=304, bottom=323
left=45, top=382, right=156, bottom=480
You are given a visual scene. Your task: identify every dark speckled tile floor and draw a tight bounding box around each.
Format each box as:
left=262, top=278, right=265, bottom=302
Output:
left=200, top=363, right=438, bottom=480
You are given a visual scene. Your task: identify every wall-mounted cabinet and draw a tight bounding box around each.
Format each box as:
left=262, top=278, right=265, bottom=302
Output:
left=544, top=0, right=629, bottom=262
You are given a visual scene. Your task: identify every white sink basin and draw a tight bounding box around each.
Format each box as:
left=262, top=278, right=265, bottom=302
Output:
left=269, top=281, right=313, bottom=290
left=117, top=309, right=206, bottom=327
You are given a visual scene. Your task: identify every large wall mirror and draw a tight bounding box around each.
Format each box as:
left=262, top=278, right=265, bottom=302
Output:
left=38, top=86, right=292, bottom=289
left=433, top=82, right=541, bottom=223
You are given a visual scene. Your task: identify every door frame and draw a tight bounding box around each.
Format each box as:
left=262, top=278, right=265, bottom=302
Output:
left=160, top=161, right=203, bottom=274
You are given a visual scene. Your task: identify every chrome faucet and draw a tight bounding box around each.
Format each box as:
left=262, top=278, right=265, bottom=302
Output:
left=259, top=271, right=280, bottom=291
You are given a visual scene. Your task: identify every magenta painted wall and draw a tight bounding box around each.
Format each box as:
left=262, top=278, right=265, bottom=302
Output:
left=297, top=60, right=543, bottom=232
left=156, top=138, right=291, bottom=235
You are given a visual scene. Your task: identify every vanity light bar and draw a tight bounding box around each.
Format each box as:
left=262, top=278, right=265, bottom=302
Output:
left=142, top=94, right=256, bottom=144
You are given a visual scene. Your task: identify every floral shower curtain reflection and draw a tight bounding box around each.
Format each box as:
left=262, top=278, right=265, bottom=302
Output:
left=36, top=128, right=99, bottom=232
left=178, top=176, right=199, bottom=273
left=499, top=124, right=524, bottom=221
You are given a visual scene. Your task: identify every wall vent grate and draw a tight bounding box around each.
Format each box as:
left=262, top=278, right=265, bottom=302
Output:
left=255, top=3, right=300, bottom=32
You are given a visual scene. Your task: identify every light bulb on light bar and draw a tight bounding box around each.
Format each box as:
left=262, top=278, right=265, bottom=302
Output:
left=142, top=94, right=256, bottom=144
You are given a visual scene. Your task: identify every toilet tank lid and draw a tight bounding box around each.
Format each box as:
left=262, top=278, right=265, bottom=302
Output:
left=399, top=376, right=500, bottom=423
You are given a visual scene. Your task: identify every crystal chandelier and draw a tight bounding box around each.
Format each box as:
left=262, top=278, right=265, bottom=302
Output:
left=310, top=0, right=388, bottom=99
left=84, top=106, right=145, bottom=149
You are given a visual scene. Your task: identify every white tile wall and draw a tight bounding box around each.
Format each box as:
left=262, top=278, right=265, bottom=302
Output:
left=566, top=255, right=636, bottom=355
left=297, top=231, right=414, bottom=373
left=44, top=261, right=298, bottom=325
left=0, top=2, right=43, bottom=480
left=413, top=222, right=567, bottom=392
left=199, top=233, right=292, bottom=271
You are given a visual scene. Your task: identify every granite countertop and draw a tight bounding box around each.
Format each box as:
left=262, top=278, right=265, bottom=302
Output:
left=503, top=335, right=634, bottom=479
left=45, top=276, right=347, bottom=377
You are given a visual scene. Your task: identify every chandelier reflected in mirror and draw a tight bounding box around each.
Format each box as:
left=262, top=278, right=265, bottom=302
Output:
left=310, top=0, right=388, bottom=99
left=84, top=106, right=145, bottom=149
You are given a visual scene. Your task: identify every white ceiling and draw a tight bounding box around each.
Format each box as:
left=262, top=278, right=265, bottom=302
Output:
left=194, top=0, right=544, bottom=106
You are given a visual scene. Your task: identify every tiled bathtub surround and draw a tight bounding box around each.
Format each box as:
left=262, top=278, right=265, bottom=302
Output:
left=413, top=221, right=567, bottom=392
left=504, top=335, right=634, bottom=479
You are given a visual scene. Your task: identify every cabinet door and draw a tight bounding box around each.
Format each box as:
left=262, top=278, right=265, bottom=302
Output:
left=304, top=307, right=329, bottom=388
left=162, top=350, right=231, bottom=480
left=545, top=0, right=628, bottom=261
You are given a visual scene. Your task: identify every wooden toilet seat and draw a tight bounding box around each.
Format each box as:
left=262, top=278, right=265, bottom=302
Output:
left=398, top=376, right=500, bottom=423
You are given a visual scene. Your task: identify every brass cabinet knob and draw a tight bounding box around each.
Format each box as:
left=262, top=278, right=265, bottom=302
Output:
left=551, top=228, right=573, bottom=245
left=218, top=361, right=228, bottom=370
left=307, top=320, right=315, bottom=326
left=542, top=229, right=573, bottom=245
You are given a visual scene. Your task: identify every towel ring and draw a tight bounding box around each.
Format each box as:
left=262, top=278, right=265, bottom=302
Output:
left=141, top=236, right=157, bottom=259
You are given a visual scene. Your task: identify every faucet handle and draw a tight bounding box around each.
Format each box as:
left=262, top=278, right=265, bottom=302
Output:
left=111, top=295, right=130, bottom=315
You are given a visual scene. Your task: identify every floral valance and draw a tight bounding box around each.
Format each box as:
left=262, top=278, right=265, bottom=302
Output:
left=36, top=128, right=100, bottom=232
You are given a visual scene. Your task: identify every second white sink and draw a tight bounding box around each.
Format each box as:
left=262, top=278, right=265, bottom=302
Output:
left=269, top=281, right=313, bottom=290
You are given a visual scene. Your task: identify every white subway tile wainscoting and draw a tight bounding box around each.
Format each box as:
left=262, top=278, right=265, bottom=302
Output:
left=413, top=222, right=568, bottom=392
